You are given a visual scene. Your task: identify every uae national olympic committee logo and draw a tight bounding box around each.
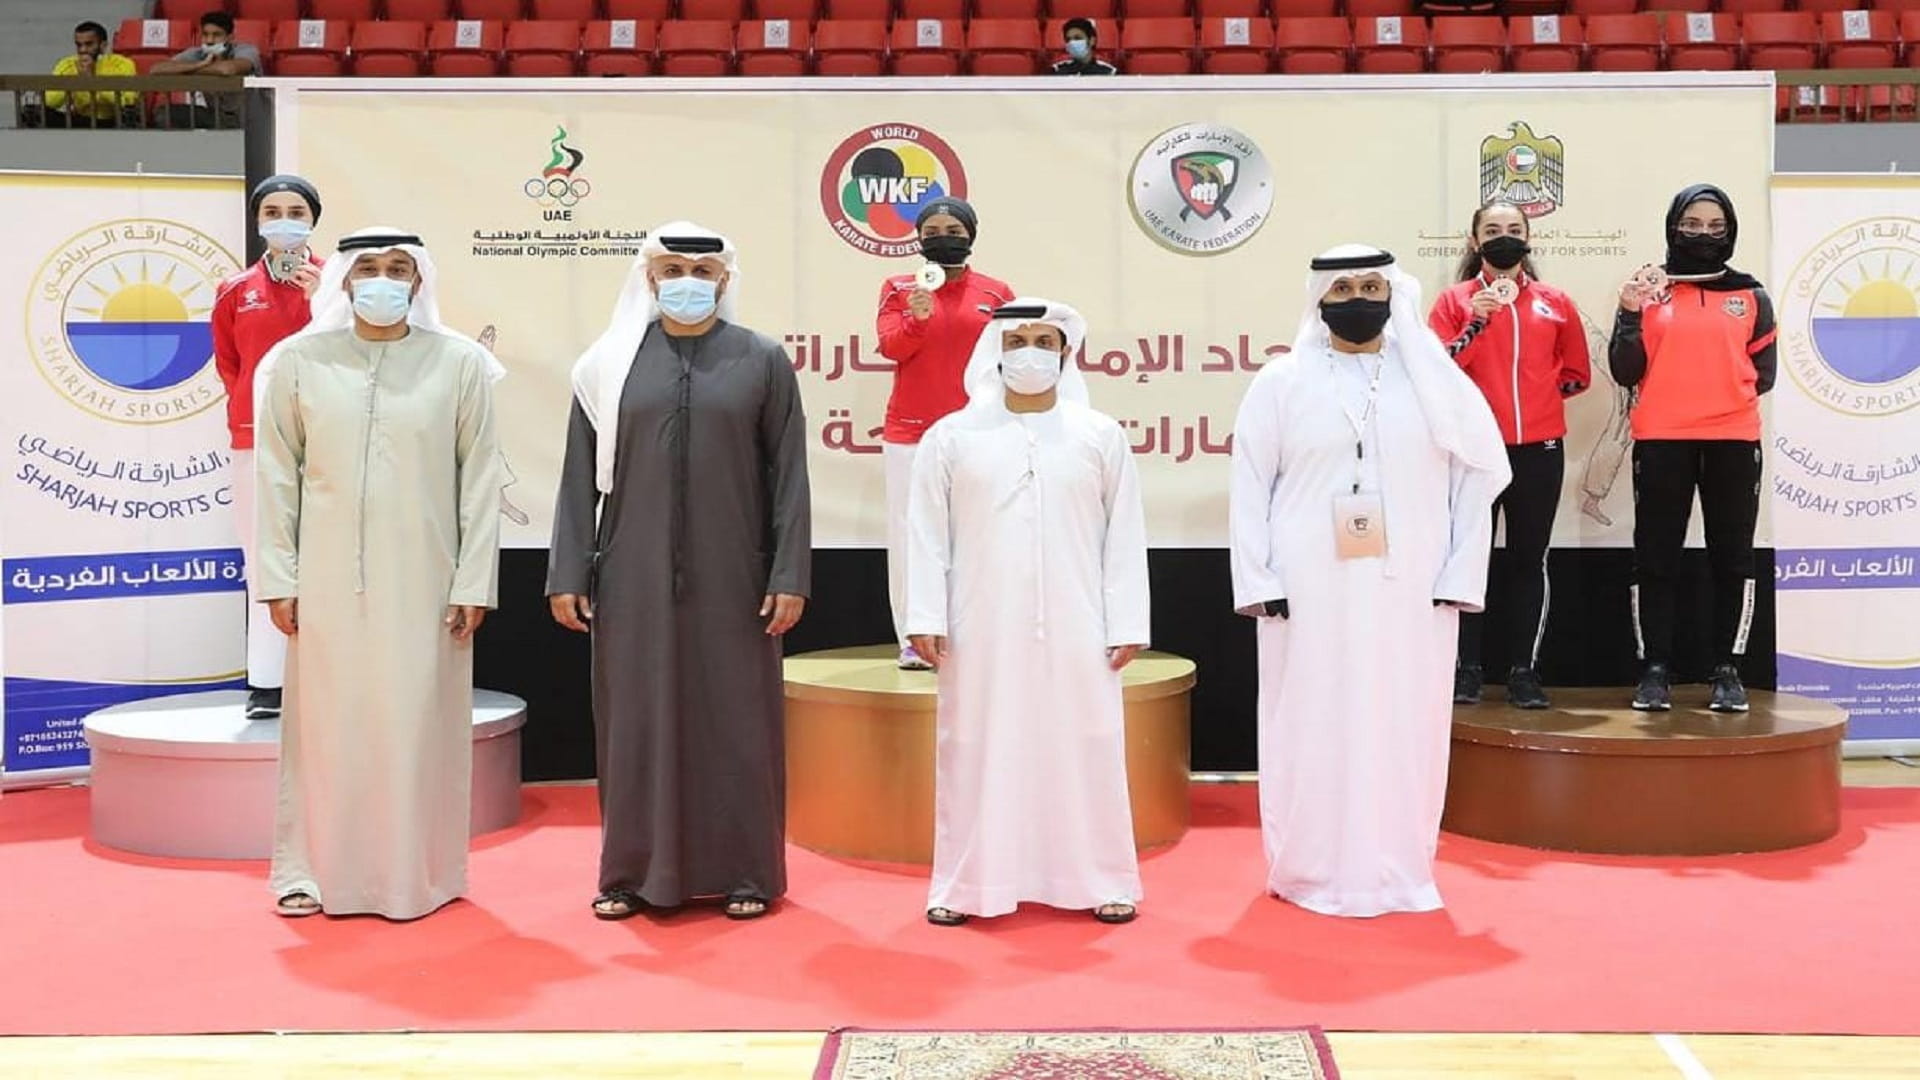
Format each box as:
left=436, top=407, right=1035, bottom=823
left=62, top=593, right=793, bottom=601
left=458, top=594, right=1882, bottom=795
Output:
left=1782, top=217, right=1920, bottom=418
left=1127, top=123, right=1274, bottom=257
left=524, top=126, right=591, bottom=208
left=26, top=219, right=237, bottom=424
left=819, top=123, right=969, bottom=257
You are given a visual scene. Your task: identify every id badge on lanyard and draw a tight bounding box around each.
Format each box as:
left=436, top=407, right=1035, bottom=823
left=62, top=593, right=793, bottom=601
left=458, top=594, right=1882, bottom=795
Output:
left=1333, top=358, right=1388, bottom=560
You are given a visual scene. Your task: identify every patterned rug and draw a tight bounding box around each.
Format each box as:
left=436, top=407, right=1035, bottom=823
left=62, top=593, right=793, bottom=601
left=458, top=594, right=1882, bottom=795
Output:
left=813, top=1028, right=1340, bottom=1080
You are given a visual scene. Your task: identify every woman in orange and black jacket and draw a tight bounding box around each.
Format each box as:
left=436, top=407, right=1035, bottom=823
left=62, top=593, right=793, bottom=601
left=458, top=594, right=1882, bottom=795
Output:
left=1610, top=183, right=1777, bottom=715
left=1431, top=201, right=1591, bottom=711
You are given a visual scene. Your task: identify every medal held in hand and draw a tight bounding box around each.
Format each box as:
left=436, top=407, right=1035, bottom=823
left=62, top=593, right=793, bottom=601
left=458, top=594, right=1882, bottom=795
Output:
left=1630, top=263, right=1670, bottom=303
left=915, top=262, right=945, bottom=291
left=1488, top=277, right=1520, bottom=306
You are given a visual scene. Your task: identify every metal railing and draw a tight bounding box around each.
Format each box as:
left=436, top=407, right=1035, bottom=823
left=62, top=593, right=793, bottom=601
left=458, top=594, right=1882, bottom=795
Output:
left=1, top=75, right=247, bottom=130
left=1775, top=69, right=1918, bottom=124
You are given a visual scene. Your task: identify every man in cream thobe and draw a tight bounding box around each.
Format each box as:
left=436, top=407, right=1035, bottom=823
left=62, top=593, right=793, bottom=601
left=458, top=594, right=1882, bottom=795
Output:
left=907, top=299, right=1150, bottom=926
left=255, top=228, right=503, bottom=920
left=1230, top=246, right=1508, bottom=918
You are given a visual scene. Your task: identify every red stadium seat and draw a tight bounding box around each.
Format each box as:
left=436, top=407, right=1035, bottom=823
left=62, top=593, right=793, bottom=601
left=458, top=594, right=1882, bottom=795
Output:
left=387, top=0, right=454, bottom=20
left=151, top=0, right=220, bottom=13
left=1873, top=0, right=1920, bottom=11
left=1716, top=0, right=1787, bottom=14
left=1566, top=0, right=1634, bottom=15
left=1904, top=11, right=1920, bottom=64
left=1200, top=17, right=1275, bottom=74
left=902, top=0, right=969, bottom=17
left=1346, top=0, right=1415, bottom=17
left=1584, top=13, right=1659, bottom=71
left=1654, top=0, right=1715, bottom=12
left=114, top=18, right=192, bottom=66
left=234, top=0, right=300, bottom=19
left=349, top=21, right=428, bottom=76
left=968, top=19, right=1044, bottom=74
left=1268, top=0, right=1338, bottom=15
left=307, top=0, right=375, bottom=19
left=755, top=0, right=820, bottom=18
left=1664, top=12, right=1739, bottom=71
left=271, top=20, right=350, bottom=76
left=231, top=19, right=271, bottom=54
left=1353, top=14, right=1428, bottom=73
left=583, top=19, right=658, bottom=75
left=813, top=19, right=888, bottom=74
left=458, top=0, right=526, bottom=17
left=1509, top=14, right=1582, bottom=73
left=605, top=0, right=674, bottom=18
left=682, top=0, right=749, bottom=19
left=1121, top=17, right=1198, bottom=73
left=1824, top=10, right=1898, bottom=69
left=1431, top=16, right=1507, bottom=73
left=889, top=18, right=964, bottom=74
left=428, top=20, right=505, bottom=76
left=533, top=0, right=598, bottom=18
left=1199, top=0, right=1269, bottom=16
left=1051, top=0, right=1119, bottom=20
left=505, top=20, right=583, bottom=75
left=1273, top=16, right=1349, bottom=73
left=1741, top=11, right=1818, bottom=71
left=738, top=19, right=812, bottom=75
left=1797, top=0, right=1868, bottom=11
left=1501, top=0, right=1563, bottom=15
left=658, top=20, right=736, bottom=75
left=974, top=0, right=1042, bottom=16
left=826, top=0, right=894, bottom=18
left=1126, top=0, right=1194, bottom=17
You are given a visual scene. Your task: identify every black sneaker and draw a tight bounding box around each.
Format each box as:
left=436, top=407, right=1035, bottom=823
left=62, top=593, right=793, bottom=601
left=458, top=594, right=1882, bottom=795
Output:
left=246, top=687, right=283, bottom=720
left=1453, top=663, right=1484, bottom=705
left=1709, top=663, right=1750, bottom=713
left=1632, top=663, right=1672, bottom=712
left=1506, top=666, right=1551, bottom=710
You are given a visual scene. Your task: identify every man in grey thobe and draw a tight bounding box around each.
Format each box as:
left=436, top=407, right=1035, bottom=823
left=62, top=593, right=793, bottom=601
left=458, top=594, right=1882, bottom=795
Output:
left=548, top=223, right=811, bottom=921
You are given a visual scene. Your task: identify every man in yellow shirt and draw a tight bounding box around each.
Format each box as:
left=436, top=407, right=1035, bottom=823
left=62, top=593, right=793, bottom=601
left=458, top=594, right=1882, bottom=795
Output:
left=40, top=22, right=138, bottom=128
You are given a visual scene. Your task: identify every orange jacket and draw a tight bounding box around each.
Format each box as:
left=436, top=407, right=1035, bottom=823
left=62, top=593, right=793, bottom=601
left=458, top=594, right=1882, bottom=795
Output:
left=1609, top=277, right=1777, bottom=442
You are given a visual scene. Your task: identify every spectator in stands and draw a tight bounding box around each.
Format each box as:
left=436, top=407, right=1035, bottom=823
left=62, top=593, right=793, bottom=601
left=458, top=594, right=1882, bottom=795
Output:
left=34, top=21, right=137, bottom=128
left=151, top=12, right=262, bottom=128
left=1052, top=19, right=1117, bottom=76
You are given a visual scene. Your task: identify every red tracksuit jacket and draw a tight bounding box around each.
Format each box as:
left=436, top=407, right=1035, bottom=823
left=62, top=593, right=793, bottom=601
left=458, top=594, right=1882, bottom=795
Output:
left=210, top=258, right=319, bottom=450
left=874, top=267, right=1015, bottom=445
left=1430, top=273, right=1592, bottom=445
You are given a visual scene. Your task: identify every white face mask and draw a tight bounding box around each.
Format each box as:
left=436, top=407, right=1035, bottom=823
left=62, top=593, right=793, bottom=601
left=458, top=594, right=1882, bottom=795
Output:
left=1001, top=345, right=1063, bottom=395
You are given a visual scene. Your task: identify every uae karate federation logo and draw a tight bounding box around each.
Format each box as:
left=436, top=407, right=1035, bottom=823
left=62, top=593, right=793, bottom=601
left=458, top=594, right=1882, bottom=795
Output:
left=819, top=124, right=969, bottom=257
left=26, top=219, right=237, bottom=424
left=1479, top=121, right=1565, bottom=218
left=524, top=126, right=590, bottom=208
left=1128, top=123, right=1273, bottom=257
left=1781, top=217, right=1920, bottom=417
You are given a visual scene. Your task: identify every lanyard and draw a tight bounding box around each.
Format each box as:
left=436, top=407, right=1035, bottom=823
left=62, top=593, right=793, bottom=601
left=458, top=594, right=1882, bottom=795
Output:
left=1334, top=355, right=1385, bottom=495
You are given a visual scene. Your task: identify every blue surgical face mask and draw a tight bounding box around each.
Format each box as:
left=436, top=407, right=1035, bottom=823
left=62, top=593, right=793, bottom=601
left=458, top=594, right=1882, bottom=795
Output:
left=258, top=218, right=312, bottom=251
left=656, top=276, right=719, bottom=325
left=350, top=277, right=413, bottom=327
left=1066, top=38, right=1092, bottom=60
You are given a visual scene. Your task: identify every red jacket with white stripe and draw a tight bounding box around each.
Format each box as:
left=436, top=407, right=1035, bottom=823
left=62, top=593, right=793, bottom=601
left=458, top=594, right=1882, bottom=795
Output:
left=1430, top=273, right=1592, bottom=445
left=874, top=267, right=1014, bottom=445
left=210, top=258, right=319, bottom=450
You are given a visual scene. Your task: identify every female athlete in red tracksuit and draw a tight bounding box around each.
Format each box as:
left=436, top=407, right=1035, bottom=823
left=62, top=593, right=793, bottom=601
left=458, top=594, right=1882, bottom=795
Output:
left=1430, top=201, right=1591, bottom=710
left=874, top=197, right=1013, bottom=670
left=1610, top=184, right=1777, bottom=714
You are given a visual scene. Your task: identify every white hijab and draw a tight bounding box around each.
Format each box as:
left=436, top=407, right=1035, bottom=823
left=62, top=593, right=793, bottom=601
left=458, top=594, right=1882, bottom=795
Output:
left=252, top=225, right=504, bottom=419
left=958, top=297, right=1092, bottom=417
left=1293, top=244, right=1505, bottom=473
left=570, top=221, right=741, bottom=493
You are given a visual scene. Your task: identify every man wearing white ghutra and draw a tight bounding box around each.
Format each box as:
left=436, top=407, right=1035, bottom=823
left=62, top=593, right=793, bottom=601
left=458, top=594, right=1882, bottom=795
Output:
left=1229, top=245, right=1509, bottom=917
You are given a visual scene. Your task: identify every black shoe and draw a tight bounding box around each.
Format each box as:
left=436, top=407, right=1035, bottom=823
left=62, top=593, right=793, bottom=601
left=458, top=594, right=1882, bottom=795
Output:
left=1453, top=663, right=1484, bottom=705
left=1632, top=664, right=1672, bottom=712
left=1506, top=666, right=1551, bottom=710
left=1709, top=663, right=1750, bottom=713
left=246, top=687, right=282, bottom=720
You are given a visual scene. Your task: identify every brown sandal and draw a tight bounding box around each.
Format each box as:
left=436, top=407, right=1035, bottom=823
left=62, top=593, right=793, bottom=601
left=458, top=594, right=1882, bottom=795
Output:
left=1094, top=903, right=1137, bottom=924
left=926, top=907, right=969, bottom=926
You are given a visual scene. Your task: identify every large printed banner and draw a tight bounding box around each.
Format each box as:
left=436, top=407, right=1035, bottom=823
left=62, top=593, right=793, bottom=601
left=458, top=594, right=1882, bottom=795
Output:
left=1771, top=175, right=1920, bottom=748
left=0, top=172, right=248, bottom=786
left=272, top=75, right=1773, bottom=548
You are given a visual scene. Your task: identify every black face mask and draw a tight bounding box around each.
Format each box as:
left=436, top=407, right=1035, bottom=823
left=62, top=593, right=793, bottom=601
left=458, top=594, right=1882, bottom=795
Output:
left=920, top=234, right=972, bottom=267
left=1320, top=298, right=1392, bottom=346
left=1478, top=235, right=1530, bottom=271
left=1667, top=233, right=1733, bottom=276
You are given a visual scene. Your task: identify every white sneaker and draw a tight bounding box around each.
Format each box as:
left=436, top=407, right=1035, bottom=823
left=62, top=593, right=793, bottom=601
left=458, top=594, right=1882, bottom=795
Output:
left=899, top=646, right=934, bottom=671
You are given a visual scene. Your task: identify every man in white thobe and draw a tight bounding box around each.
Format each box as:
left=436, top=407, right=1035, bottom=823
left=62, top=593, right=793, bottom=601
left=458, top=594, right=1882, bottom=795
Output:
left=254, top=227, right=504, bottom=920
left=906, top=299, right=1151, bottom=926
left=1229, top=246, right=1509, bottom=918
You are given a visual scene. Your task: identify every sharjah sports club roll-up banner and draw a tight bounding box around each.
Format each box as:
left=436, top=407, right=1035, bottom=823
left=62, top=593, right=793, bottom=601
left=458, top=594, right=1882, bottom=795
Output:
left=267, top=74, right=1773, bottom=549
left=1771, top=175, right=1920, bottom=752
left=0, top=172, right=248, bottom=787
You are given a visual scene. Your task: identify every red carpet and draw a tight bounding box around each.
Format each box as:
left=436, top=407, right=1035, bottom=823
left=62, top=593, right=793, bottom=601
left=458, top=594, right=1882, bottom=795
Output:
left=1, top=783, right=1916, bottom=1037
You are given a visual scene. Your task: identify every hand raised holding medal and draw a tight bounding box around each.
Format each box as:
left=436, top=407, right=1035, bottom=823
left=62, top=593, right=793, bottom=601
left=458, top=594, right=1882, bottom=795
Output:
left=907, top=261, right=943, bottom=321
left=1620, top=263, right=1669, bottom=310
